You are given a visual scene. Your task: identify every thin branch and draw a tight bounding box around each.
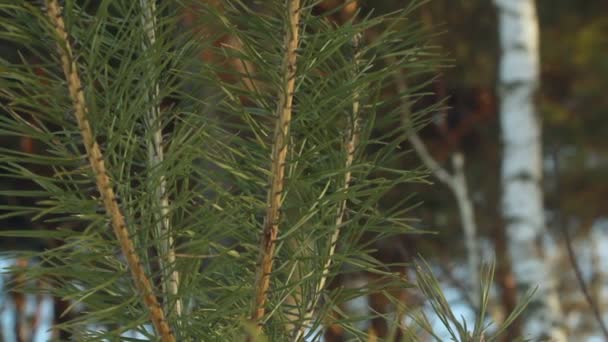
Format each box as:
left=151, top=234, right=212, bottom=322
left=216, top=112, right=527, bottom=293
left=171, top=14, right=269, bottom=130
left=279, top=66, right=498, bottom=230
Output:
left=450, top=152, right=480, bottom=306
left=590, top=230, right=604, bottom=319
left=551, top=147, right=608, bottom=338
left=139, top=0, right=182, bottom=319
left=250, top=0, right=302, bottom=337
left=391, top=62, right=453, bottom=189
left=291, top=32, right=363, bottom=342
left=44, top=1, right=174, bottom=340
left=392, top=64, right=480, bottom=306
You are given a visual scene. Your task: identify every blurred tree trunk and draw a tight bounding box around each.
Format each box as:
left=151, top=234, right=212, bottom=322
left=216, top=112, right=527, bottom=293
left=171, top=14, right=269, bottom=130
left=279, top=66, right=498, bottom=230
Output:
left=12, top=259, right=29, bottom=342
left=494, top=0, right=567, bottom=340
left=494, top=221, right=520, bottom=341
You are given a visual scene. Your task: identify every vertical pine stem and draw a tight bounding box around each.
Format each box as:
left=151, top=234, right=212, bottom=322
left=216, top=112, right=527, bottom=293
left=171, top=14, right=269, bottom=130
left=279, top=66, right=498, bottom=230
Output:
left=139, top=0, right=182, bottom=319
left=45, top=1, right=174, bottom=340
left=292, top=33, right=362, bottom=341
left=250, top=0, right=302, bottom=336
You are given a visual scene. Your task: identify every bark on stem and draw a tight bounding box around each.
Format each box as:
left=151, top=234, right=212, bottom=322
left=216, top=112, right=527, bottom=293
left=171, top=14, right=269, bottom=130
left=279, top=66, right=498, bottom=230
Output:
left=139, top=0, right=182, bottom=319
left=250, top=0, right=301, bottom=336
left=45, top=1, right=174, bottom=340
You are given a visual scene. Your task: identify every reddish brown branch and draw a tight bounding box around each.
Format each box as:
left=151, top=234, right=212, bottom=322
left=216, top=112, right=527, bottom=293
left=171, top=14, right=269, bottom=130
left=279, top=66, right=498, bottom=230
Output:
left=250, top=0, right=302, bottom=337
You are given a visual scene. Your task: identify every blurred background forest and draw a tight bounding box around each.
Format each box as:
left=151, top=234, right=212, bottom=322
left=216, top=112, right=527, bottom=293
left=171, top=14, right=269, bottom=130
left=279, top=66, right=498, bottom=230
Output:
left=1, top=0, right=608, bottom=341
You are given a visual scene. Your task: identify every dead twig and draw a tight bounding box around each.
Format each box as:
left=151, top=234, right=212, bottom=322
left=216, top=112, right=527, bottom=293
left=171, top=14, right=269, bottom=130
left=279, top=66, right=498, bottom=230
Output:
left=392, top=65, right=480, bottom=307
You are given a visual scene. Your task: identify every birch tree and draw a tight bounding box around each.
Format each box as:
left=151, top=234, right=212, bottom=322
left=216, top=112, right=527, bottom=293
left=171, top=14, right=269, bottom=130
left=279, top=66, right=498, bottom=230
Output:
left=494, top=0, right=567, bottom=339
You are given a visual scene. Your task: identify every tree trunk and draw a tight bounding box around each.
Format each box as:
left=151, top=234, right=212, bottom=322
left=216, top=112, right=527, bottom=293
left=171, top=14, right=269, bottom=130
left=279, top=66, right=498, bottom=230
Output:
left=494, top=0, right=567, bottom=340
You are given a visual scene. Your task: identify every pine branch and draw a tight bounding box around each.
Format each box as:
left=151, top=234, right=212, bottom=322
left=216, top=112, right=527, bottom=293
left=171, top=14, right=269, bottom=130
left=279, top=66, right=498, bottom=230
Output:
left=250, top=0, right=302, bottom=336
left=139, top=0, right=182, bottom=319
left=291, top=32, right=363, bottom=342
left=44, top=1, right=174, bottom=340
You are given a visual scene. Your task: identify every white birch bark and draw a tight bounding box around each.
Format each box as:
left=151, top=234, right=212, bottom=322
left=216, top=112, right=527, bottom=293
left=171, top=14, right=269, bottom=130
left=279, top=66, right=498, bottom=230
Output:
left=494, top=0, right=566, bottom=340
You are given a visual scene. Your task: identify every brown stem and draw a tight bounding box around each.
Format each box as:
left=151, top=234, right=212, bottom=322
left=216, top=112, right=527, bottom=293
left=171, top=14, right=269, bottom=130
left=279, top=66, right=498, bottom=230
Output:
left=250, top=0, right=302, bottom=337
left=12, top=258, right=29, bottom=342
left=53, top=296, right=74, bottom=340
left=44, top=1, right=174, bottom=340
left=31, top=279, right=45, bottom=336
left=494, top=216, right=519, bottom=341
